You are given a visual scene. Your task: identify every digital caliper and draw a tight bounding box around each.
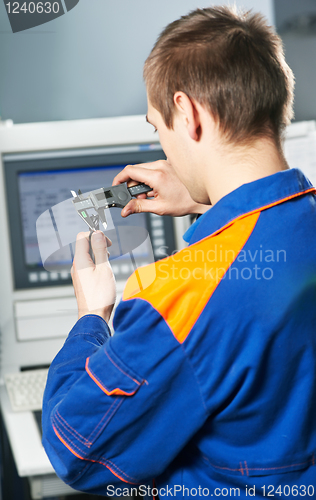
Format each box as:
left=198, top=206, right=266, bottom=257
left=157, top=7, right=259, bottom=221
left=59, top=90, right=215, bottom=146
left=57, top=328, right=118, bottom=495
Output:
left=71, top=182, right=152, bottom=232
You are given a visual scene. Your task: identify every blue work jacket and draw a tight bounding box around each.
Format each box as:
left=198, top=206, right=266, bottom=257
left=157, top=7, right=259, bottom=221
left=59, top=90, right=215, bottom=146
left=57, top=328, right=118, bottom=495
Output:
left=42, top=168, right=316, bottom=498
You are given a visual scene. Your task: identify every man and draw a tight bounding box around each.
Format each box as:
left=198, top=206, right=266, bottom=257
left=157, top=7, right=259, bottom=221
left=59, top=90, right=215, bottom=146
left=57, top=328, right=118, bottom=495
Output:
left=42, top=6, right=316, bottom=498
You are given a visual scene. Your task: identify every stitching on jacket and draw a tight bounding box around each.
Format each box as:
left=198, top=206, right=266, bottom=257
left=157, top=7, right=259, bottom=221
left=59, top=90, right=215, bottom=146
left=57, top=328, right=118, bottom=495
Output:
left=183, top=212, right=260, bottom=347
left=202, top=454, right=316, bottom=475
left=55, top=397, right=123, bottom=447
left=55, top=410, right=91, bottom=446
left=50, top=415, right=91, bottom=483
left=201, top=453, right=243, bottom=473
left=86, top=358, right=140, bottom=396
left=103, top=458, right=140, bottom=483
left=192, top=188, right=316, bottom=248
left=66, top=332, right=106, bottom=344
left=100, top=462, right=140, bottom=485
left=125, top=210, right=262, bottom=347
left=52, top=421, right=92, bottom=483
left=53, top=418, right=89, bottom=458
left=176, top=215, right=260, bottom=414
left=244, top=460, right=249, bottom=476
left=53, top=419, right=140, bottom=484
left=104, top=348, right=142, bottom=385
left=87, top=398, right=124, bottom=443
left=245, top=457, right=315, bottom=472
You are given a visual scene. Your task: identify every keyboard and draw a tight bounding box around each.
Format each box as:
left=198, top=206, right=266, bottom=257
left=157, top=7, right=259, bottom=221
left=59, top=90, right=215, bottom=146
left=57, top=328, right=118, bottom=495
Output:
left=5, top=368, right=49, bottom=412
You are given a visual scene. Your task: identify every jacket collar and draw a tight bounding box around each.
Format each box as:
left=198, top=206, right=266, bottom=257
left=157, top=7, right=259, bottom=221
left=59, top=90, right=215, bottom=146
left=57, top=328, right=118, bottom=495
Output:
left=184, top=168, right=315, bottom=246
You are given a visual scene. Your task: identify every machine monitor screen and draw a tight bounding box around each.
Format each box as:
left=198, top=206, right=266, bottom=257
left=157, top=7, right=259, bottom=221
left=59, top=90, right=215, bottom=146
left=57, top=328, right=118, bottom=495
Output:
left=4, top=145, right=176, bottom=290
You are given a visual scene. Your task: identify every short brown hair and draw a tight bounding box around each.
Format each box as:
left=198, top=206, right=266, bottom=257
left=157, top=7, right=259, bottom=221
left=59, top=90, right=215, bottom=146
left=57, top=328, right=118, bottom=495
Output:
left=144, top=6, right=294, bottom=146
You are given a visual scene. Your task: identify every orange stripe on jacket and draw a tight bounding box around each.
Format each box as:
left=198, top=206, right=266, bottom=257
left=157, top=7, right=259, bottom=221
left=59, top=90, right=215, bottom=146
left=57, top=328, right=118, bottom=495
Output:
left=122, top=188, right=316, bottom=344
left=123, top=211, right=260, bottom=344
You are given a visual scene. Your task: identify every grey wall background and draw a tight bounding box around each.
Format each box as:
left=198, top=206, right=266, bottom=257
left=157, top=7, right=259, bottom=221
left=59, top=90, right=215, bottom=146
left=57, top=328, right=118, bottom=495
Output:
left=275, top=0, right=316, bottom=122
left=1, top=0, right=274, bottom=124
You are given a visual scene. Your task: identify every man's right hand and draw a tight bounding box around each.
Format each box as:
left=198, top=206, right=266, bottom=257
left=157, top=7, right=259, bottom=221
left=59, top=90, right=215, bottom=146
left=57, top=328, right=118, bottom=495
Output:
left=112, top=160, right=210, bottom=218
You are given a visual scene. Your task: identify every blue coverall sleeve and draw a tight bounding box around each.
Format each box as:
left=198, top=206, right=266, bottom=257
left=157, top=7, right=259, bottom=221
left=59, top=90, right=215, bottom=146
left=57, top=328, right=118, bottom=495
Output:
left=42, top=299, right=207, bottom=495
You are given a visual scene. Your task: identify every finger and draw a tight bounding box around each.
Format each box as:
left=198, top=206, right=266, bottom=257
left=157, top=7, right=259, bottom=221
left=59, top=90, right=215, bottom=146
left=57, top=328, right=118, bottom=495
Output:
left=121, top=198, right=160, bottom=217
left=127, top=180, right=138, bottom=188
left=135, top=193, right=150, bottom=199
left=112, top=163, right=159, bottom=187
left=74, top=232, right=94, bottom=269
left=105, top=236, right=112, bottom=248
left=91, top=231, right=109, bottom=265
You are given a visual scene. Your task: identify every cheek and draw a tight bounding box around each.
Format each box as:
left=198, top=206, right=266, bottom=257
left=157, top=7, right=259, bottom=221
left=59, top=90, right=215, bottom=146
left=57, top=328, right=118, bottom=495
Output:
left=158, top=130, right=185, bottom=171
left=158, top=136, right=173, bottom=161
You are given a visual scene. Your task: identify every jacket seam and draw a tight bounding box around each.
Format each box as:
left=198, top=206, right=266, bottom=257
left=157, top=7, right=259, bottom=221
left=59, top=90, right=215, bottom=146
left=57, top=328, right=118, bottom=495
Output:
left=52, top=416, right=139, bottom=484
left=179, top=344, right=209, bottom=414
left=189, top=187, right=316, bottom=247
left=66, top=331, right=107, bottom=345
left=54, top=396, right=123, bottom=447
left=182, top=212, right=260, bottom=346
left=103, top=348, right=143, bottom=385
left=201, top=453, right=316, bottom=477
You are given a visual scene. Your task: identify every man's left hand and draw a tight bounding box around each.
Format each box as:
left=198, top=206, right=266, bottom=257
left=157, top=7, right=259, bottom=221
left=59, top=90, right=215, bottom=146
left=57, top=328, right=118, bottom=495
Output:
left=71, top=231, right=116, bottom=323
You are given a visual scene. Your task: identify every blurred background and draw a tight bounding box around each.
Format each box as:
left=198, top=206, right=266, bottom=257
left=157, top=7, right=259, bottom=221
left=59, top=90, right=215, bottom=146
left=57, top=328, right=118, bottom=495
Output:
left=274, top=0, right=316, bottom=122
left=1, top=0, right=314, bottom=124
left=0, top=0, right=315, bottom=124
left=0, top=1, right=315, bottom=499
left=1, top=0, right=310, bottom=125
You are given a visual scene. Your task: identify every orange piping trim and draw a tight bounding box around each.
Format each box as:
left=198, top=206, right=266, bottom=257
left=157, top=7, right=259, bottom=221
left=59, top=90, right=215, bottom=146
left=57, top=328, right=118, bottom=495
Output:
left=53, top=425, right=137, bottom=484
left=53, top=425, right=84, bottom=460
left=122, top=187, right=316, bottom=344
left=208, top=187, right=316, bottom=241
left=153, top=478, right=158, bottom=500
left=85, top=358, right=138, bottom=396
left=124, top=188, right=316, bottom=295
left=124, top=188, right=316, bottom=302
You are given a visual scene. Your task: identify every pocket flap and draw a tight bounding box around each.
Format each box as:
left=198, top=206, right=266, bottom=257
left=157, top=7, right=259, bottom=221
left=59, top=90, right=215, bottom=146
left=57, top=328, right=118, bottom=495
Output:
left=85, top=344, right=144, bottom=397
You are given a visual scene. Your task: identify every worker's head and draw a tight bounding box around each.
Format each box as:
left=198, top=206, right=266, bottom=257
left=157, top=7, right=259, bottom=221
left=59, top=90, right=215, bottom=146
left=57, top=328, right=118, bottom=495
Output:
left=144, top=6, right=294, bottom=148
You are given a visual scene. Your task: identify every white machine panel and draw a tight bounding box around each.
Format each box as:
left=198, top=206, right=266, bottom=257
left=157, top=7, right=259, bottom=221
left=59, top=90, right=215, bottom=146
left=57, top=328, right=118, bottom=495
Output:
left=0, top=116, right=189, bottom=497
left=14, top=297, right=78, bottom=341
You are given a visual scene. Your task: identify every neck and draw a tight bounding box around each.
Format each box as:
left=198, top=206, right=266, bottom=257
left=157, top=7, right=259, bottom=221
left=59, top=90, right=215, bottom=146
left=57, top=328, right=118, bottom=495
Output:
left=202, top=136, right=288, bottom=206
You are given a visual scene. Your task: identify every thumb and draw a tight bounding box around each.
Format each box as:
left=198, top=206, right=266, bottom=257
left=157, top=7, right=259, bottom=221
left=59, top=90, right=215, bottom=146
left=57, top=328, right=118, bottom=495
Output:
left=91, top=231, right=109, bottom=265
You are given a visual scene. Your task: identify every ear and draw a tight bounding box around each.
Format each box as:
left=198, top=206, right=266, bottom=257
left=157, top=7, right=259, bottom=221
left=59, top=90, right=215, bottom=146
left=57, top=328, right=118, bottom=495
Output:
left=173, top=91, right=201, bottom=141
